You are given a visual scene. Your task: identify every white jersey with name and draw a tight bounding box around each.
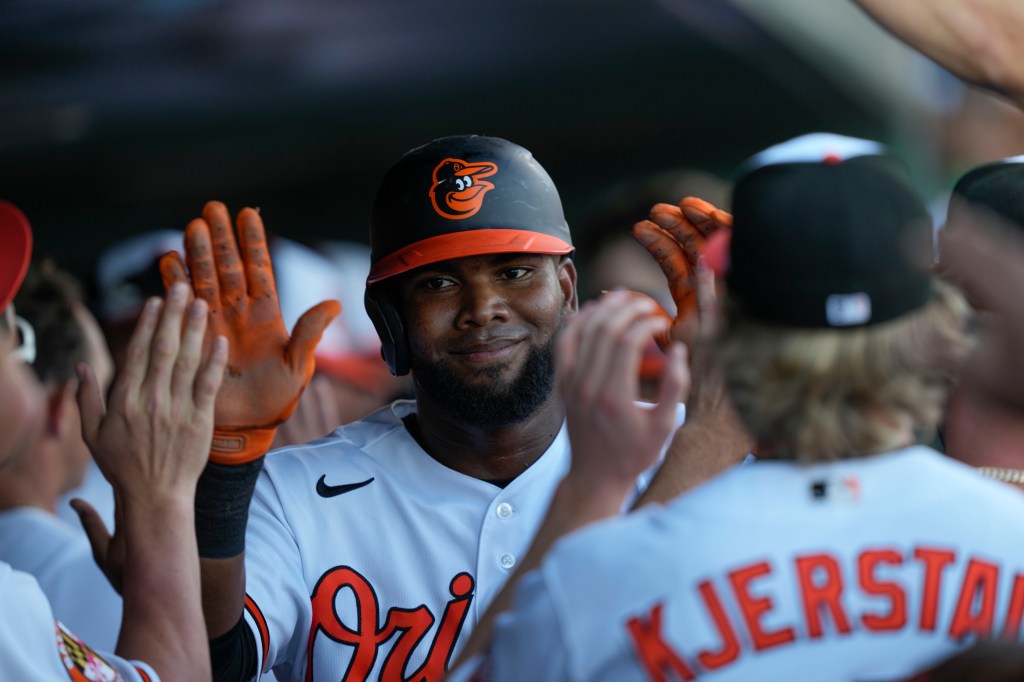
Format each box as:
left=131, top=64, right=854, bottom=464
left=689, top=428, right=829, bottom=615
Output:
left=242, top=399, right=683, bottom=681
left=0, top=560, right=157, bottom=682
left=478, top=446, right=1024, bottom=682
left=0, top=506, right=123, bottom=650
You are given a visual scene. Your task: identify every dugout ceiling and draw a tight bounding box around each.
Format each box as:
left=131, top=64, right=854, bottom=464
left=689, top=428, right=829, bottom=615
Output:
left=0, top=0, right=925, bottom=293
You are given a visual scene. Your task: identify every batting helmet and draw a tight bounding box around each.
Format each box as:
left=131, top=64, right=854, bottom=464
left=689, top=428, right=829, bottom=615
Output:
left=364, top=134, right=574, bottom=376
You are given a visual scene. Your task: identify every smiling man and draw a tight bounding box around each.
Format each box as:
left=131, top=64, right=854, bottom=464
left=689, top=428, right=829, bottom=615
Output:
left=161, top=136, right=685, bottom=682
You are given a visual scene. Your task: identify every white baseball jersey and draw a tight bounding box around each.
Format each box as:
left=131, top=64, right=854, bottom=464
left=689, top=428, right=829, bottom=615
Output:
left=0, top=506, right=123, bottom=650
left=0, top=560, right=157, bottom=682
left=475, top=445, right=1024, bottom=682
left=242, top=399, right=684, bottom=681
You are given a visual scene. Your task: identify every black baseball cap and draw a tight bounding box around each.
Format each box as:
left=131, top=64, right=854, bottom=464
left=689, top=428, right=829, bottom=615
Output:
left=726, top=133, right=933, bottom=328
left=948, top=155, right=1024, bottom=231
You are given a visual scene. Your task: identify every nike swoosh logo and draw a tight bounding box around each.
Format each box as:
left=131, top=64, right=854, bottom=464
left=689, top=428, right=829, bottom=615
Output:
left=316, top=475, right=375, bottom=498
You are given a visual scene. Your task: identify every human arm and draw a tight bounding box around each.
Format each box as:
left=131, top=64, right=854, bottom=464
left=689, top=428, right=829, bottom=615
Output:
left=630, top=199, right=752, bottom=506
left=449, top=291, right=688, bottom=673
left=76, top=283, right=227, bottom=681
left=852, top=0, right=1024, bottom=107
left=159, top=201, right=338, bottom=643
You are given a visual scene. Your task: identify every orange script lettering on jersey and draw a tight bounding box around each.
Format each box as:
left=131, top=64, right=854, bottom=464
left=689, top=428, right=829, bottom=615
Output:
left=308, top=566, right=474, bottom=682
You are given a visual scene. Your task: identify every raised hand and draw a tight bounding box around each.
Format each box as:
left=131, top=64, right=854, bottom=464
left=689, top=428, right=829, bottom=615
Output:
left=77, top=284, right=226, bottom=505
left=159, top=201, right=340, bottom=464
left=631, top=196, right=731, bottom=348
left=73, top=286, right=226, bottom=585
left=557, top=290, right=688, bottom=495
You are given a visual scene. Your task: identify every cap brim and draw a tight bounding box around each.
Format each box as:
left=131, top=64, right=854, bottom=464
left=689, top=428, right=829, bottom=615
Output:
left=0, top=201, right=32, bottom=311
left=367, top=229, right=573, bottom=284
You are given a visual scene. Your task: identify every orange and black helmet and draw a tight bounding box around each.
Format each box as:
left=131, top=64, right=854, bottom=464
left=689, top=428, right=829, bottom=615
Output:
left=365, top=134, right=574, bottom=375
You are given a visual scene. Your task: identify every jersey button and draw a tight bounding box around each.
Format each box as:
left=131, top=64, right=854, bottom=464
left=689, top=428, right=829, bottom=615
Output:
left=496, top=502, right=514, bottom=518
left=499, top=553, right=516, bottom=569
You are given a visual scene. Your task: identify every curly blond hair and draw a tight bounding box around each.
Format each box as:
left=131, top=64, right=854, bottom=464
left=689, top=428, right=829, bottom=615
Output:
left=713, top=280, right=972, bottom=462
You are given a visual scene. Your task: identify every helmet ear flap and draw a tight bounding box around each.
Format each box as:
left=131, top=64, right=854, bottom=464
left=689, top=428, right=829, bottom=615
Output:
left=364, top=285, right=410, bottom=376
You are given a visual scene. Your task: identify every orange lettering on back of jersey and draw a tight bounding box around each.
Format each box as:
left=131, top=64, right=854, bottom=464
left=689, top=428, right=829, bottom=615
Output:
left=694, top=580, right=740, bottom=670
left=626, top=603, right=697, bottom=682
left=913, top=547, right=956, bottom=631
left=949, top=558, right=999, bottom=639
left=728, top=561, right=796, bottom=651
left=858, top=549, right=907, bottom=632
left=1001, top=573, right=1024, bottom=639
left=796, top=553, right=852, bottom=638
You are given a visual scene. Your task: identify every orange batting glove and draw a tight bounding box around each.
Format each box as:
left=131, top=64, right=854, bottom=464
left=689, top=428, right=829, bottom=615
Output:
left=160, top=201, right=341, bottom=465
left=630, top=196, right=732, bottom=349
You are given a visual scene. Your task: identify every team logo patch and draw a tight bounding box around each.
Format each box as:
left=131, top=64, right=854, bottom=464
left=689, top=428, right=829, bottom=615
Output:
left=55, top=621, right=122, bottom=681
left=429, top=158, right=497, bottom=220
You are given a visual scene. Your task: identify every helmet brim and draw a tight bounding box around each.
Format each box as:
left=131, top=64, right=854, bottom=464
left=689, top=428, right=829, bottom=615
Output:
left=367, top=228, right=573, bottom=284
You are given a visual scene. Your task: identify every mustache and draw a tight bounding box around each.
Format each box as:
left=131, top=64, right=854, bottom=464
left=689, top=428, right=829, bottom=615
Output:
left=447, top=329, right=529, bottom=352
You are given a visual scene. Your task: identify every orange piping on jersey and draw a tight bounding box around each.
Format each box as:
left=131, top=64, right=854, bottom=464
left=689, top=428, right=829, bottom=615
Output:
left=245, top=594, right=271, bottom=674
left=133, top=666, right=153, bottom=682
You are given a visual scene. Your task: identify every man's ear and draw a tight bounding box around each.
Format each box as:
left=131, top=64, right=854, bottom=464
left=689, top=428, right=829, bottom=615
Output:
left=557, top=256, right=578, bottom=314
left=44, top=381, right=75, bottom=438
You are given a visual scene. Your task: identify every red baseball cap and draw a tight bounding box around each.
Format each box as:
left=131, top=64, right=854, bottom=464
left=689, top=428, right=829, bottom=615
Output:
left=0, top=200, right=32, bottom=311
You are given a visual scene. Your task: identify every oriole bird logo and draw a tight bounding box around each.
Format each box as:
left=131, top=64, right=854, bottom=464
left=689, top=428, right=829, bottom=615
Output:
left=429, top=158, right=498, bottom=220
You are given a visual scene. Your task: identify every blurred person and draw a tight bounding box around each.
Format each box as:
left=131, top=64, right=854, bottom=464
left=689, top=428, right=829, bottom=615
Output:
left=574, top=170, right=731, bottom=400
left=59, top=229, right=187, bottom=533
left=907, top=171, right=1024, bottom=682
left=270, top=238, right=407, bottom=448
left=939, top=156, right=1024, bottom=485
left=575, top=169, right=731, bottom=307
left=0, top=260, right=120, bottom=649
left=95, top=229, right=185, bottom=372
left=0, top=199, right=227, bottom=681
left=451, top=134, right=1024, bottom=682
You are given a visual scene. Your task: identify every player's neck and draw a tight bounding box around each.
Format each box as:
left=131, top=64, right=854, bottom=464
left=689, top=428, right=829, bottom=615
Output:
left=0, top=458, right=60, bottom=513
left=408, top=392, right=565, bottom=481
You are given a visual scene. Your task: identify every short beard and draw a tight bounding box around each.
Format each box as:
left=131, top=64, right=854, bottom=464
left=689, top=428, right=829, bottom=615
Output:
left=411, top=337, right=556, bottom=428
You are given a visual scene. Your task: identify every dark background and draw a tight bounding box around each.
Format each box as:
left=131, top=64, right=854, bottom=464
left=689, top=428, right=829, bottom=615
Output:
left=1, top=0, right=897, bottom=294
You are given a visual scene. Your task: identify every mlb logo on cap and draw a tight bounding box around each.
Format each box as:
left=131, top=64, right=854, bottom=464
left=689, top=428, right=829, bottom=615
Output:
left=825, top=292, right=872, bottom=326
left=726, top=133, right=933, bottom=328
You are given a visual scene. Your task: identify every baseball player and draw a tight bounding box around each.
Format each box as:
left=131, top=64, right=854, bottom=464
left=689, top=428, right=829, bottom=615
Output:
left=452, top=133, right=1024, bottom=681
left=0, top=263, right=121, bottom=650
left=938, top=155, right=1024, bottom=485
left=0, top=199, right=227, bottom=681
left=154, top=135, right=715, bottom=682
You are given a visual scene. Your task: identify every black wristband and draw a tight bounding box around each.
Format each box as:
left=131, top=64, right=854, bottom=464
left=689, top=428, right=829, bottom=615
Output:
left=195, top=458, right=264, bottom=559
left=209, top=615, right=259, bottom=682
